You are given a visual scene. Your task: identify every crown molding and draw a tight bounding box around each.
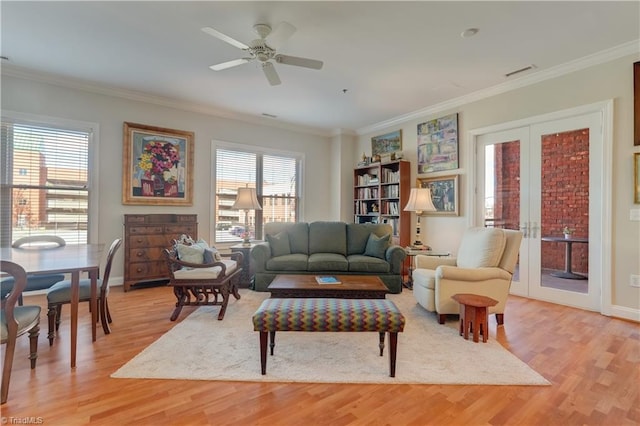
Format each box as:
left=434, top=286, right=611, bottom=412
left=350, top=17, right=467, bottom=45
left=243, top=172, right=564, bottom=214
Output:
left=356, top=39, right=640, bottom=135
left=1, top=65, right=332, bottom=138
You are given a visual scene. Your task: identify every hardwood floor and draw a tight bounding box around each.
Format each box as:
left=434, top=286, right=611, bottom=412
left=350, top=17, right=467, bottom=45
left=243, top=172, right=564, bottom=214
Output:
left=2, top=286, right=638, bottom=425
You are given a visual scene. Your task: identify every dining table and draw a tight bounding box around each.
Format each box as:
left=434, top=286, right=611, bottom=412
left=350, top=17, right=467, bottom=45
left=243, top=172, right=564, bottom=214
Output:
left=0, top=243, right=104, bottom=368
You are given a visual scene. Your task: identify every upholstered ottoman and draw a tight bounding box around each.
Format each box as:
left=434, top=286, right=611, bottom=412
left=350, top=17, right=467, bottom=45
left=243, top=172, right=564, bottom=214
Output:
left=252, top=298, right=405, bottom=377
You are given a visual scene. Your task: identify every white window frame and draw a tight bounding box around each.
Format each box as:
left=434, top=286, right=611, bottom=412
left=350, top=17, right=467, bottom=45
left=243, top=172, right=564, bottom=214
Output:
left=211, top=140, right=304, bottom=245
left=1, top=111, right=99, bottom=245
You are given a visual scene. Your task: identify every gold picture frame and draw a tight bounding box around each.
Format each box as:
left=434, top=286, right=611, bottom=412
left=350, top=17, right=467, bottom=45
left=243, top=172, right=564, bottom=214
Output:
left=417, top=175, right=459, bottom=216
left=371, top=130, right=402, bottom=156
left=122, top=122, right=194, bottom=206
left=635, top=152, right=640, bottom=204
left=634, top=61, right=639, bottom=146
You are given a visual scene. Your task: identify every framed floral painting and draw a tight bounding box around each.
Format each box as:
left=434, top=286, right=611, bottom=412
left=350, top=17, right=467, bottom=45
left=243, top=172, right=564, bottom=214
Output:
left=122, top=122, right=194, bottom=206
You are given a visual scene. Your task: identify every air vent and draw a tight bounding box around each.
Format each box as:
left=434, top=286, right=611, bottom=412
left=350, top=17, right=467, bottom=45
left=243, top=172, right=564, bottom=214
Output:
left=505, top=64, right=537, bottom=78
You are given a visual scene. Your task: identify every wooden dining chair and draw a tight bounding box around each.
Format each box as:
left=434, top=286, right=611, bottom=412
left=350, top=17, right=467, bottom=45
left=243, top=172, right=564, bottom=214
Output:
left=1, top=260, right=41, bottom=405
left=1, top=235, right=67, bottom=305
left=46, top=238, right=122, bottom=345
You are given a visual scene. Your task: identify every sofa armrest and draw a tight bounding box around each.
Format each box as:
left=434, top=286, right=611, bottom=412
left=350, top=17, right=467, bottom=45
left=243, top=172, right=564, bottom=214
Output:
left=415, top=255, right=457, bottom=270
left=251, top=242, right=272, bottom=273
left=385, top=245, right=407, bottom=274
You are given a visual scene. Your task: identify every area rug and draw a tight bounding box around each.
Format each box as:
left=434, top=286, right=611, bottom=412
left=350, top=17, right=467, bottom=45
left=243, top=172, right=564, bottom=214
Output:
left=111, top=289, right=549, bottom=385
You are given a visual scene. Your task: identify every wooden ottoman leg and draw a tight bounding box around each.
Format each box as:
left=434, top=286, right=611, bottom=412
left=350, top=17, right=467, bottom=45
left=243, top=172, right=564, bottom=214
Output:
left=389, top=332, right=398, bottom=377
left=269, top=331, right=276, bottom=355
left=259, top=331, right=268, bottom=375
left=379, top=332, right=385, bottom=356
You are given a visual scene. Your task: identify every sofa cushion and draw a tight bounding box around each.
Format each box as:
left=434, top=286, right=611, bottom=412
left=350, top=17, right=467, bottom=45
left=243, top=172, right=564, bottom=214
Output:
left=309, top=222, right=347, bottom=255
left=173, top=260, right=237, bottom=280
left=286, top=223, right=309, bottom=254
left=364, top=233, right=390, bottom=259
left=266, top=254, right=309, bottom=271
left=347, top=223, right=393, bottom=255
left=347, top=254, right=391, bottom=273
left=456, top=227, right=507, bottom=268
left=267, top=231, right=291, bottom=257
left=308, top=253, right=349, bottom=272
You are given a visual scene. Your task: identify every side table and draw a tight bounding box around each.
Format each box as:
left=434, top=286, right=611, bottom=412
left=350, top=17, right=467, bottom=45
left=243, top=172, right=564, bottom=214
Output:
left=230, top=242, right=260, bottom=288
left=404, top=249, right=450, bottom=290
left=451, top=293, right=498, bottom=343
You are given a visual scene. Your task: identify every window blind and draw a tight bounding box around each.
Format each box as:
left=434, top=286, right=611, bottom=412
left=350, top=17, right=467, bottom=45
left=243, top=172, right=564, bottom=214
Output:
left=214, top=147, right=299, bottom=244
left=1, top=119, right=90, bottom=246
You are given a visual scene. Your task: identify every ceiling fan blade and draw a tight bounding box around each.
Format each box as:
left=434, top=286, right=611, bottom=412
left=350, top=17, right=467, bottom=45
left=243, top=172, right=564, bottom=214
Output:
left=267, top=21, right=296, bottom=48
left=210, top=58, right=250, bottom=71
left=201, top=27, right=249, bottom=50
left=262, top=62, right=281, bottom=86
left=275, top=54, right=323, bottom=70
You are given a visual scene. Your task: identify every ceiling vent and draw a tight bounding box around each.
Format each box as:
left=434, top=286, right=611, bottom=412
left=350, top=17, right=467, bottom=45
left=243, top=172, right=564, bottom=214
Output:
left=505, top=64, right=537, bottom=78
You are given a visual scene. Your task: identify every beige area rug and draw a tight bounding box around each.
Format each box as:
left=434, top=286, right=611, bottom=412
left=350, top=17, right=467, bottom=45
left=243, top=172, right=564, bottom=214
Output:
left=111, top=289, right=550, bottom=385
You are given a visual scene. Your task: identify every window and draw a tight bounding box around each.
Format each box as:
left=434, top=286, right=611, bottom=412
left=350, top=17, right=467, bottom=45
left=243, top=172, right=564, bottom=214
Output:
left=1, top=115, right=94, bottom=246
left=214, top=144, right=301, bottom=244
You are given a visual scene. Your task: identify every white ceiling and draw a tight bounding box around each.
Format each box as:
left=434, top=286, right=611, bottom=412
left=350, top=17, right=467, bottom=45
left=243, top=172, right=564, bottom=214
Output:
left=2, top=1, right=639, bottom=134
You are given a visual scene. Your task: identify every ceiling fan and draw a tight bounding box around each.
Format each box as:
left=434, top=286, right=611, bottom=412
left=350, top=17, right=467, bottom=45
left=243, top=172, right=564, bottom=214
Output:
left=201, top=22, right=323, bottom=86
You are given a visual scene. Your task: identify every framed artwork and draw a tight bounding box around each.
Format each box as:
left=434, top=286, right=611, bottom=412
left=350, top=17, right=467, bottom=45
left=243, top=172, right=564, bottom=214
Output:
left=371, top=130, right=402, bottom=156
left=635, top=152, right=640, bottom=204
left=417, top=113, right=459, bottom=173
left=634, top=61, right=639, bottom=146
left=417, top=175, right=459, bottom=216
left=122, top=122, right=194, bottom=206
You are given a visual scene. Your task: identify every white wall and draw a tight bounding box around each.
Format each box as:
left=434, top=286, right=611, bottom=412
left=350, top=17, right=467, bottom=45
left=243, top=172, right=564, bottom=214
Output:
left=1, top=74, right=334, bottom=282
left=355, top=54, right=640, bottom=314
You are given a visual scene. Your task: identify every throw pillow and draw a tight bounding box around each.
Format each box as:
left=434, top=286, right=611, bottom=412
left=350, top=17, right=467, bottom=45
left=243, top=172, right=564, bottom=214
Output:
left=203, top=247, right=222, bottom=263
left=267, top=232, right=291, bottom=257
left=364, top=233, right=390, bottom=259
left=176, top=243, right=205, bottom=264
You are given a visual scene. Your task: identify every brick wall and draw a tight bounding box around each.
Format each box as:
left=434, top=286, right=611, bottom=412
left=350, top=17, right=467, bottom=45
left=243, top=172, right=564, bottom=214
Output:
left=540, top=129, right=589, bottom=273
left=493, top=129, right=589, bottom=274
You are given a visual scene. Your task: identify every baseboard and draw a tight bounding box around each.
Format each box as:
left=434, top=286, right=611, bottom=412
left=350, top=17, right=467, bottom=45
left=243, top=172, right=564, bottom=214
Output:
left=608, top=304, right=640, bottom=323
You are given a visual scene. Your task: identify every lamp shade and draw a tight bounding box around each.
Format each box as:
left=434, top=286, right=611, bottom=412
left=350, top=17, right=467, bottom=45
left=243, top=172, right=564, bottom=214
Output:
left=231, top=187, right=262, bottom=210
left=403, top=188, right=436, bottom=214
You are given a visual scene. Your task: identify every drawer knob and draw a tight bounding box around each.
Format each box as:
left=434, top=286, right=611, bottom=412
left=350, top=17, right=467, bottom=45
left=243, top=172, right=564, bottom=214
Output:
left=137, top=251, right=144, bottom=257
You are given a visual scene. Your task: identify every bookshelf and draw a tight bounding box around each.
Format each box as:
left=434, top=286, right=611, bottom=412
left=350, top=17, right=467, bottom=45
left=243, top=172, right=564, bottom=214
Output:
left=353, top=160, right=410, bottom=247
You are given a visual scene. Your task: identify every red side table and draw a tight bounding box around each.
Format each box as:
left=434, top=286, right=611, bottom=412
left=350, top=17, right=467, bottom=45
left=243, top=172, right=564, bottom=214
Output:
left=451, top=293, right=498, bottom=343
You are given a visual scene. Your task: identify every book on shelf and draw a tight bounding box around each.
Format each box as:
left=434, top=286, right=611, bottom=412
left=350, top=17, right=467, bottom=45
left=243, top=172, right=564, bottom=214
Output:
left=315, top=276, right=342, bottom=285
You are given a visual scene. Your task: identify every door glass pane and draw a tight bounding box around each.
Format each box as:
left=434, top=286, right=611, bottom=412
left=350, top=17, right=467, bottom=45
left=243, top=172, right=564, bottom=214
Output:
left=484, top=140, right=521, bottom=280
left=540, top=129, right=589, bottom=293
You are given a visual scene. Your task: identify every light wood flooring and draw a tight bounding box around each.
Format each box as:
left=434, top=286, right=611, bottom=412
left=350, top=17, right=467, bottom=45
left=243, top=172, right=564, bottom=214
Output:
left=1, top=285, right=638, bottom=425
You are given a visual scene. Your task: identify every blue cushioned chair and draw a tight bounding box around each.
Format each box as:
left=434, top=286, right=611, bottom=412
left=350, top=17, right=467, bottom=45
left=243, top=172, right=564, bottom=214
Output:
left=1, top=235, right=67, bottom=305
left=46, top=239, right=122, bottom=345
left=1, top=260, right=41, bottom=405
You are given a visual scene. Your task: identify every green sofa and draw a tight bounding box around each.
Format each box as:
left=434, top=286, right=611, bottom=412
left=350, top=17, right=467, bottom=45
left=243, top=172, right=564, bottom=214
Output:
left=251, top=221, right=407, bottom=293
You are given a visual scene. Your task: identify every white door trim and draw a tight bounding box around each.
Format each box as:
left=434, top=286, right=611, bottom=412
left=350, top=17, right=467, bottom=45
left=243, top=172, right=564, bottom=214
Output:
left=467, top=100, right=613, bottom=315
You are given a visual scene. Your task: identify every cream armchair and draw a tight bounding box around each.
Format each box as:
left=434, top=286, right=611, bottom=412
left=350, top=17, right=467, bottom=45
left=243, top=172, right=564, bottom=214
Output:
left=412, top=227, right=523, bottom=325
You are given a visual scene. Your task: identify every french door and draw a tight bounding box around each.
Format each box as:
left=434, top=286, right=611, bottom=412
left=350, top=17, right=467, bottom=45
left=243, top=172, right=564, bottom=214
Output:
left=475, top=111, right=604, bottom=311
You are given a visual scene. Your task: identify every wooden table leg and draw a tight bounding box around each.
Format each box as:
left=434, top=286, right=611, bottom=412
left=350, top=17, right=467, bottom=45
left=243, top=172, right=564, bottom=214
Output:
left=70, top=271, right=79, bottom=369
left=472, top=306, right=481, bottom=343
left=90, top=269, right=98, bottom=341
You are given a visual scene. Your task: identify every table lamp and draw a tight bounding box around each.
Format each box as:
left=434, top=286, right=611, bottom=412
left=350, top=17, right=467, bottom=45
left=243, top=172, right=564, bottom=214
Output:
left=403, top=188, right=436, bottom=247
left=231, top=186, right=262, bottom=245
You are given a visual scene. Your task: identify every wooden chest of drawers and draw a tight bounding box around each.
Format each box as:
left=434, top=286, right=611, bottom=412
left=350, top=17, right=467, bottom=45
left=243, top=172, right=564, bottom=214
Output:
left=123, top=214, right=197, bottom=291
